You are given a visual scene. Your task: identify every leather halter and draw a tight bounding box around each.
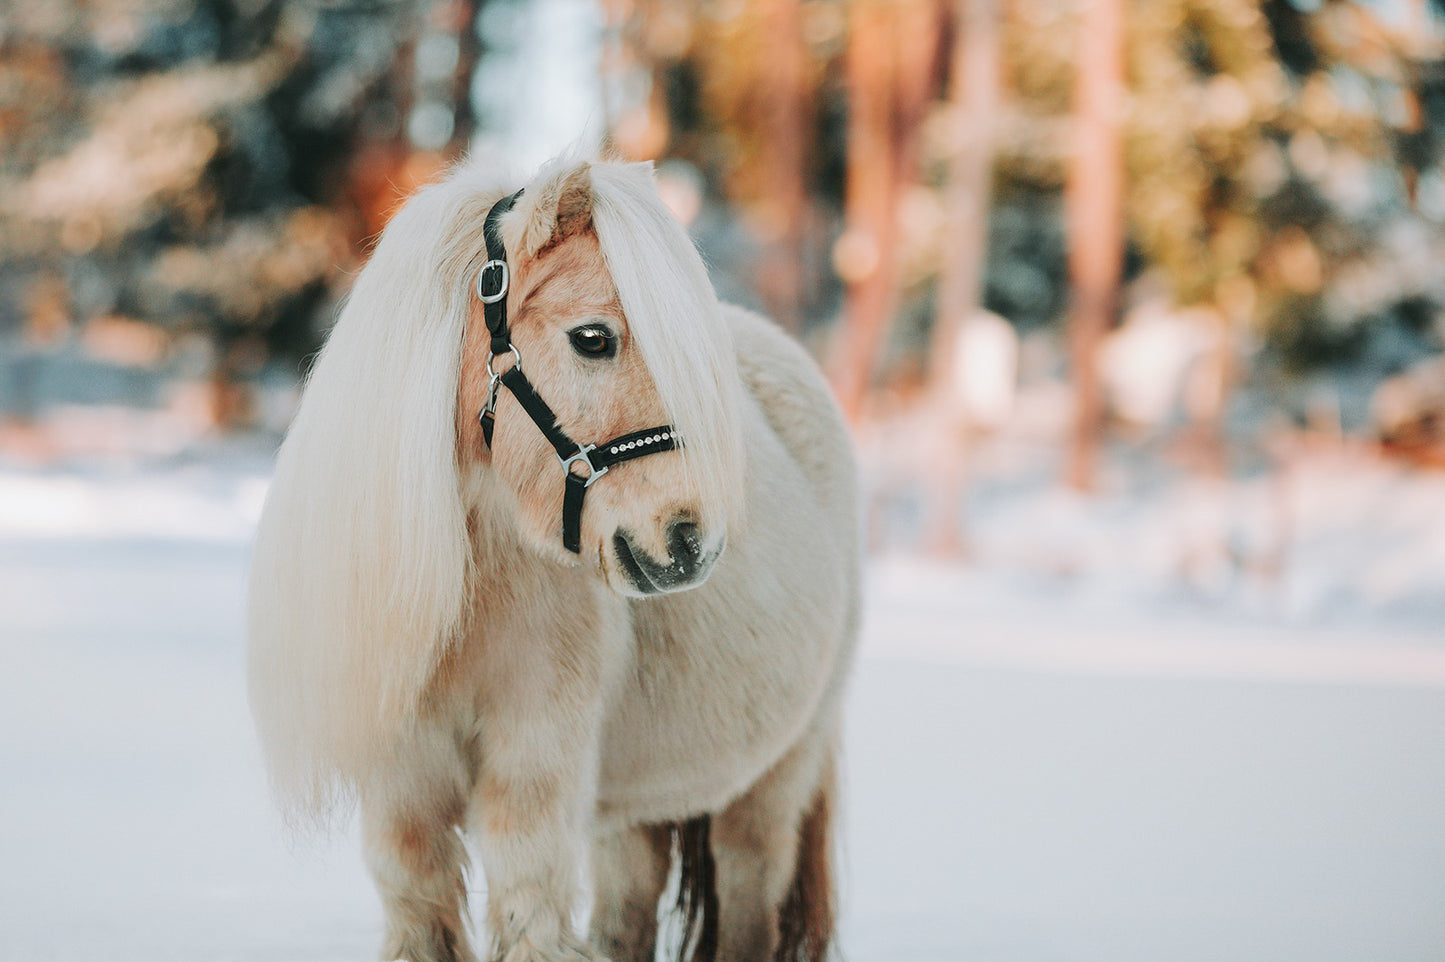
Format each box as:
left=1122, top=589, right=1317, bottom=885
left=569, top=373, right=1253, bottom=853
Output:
left=476, top=189, right=679, bottom=554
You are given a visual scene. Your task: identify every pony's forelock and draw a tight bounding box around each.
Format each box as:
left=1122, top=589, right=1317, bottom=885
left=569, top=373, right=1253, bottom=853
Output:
left=583, top=162, right=746, bottom=528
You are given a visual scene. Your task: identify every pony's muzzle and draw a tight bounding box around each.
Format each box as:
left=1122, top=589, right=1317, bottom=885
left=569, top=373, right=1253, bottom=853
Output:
left=612, top=519, right=722, bottom=595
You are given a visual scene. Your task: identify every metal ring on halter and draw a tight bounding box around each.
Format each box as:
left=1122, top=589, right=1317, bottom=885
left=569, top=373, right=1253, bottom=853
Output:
left=559, top=443, right=608, bottom=487
left=476, top=259, right=510, bottom=304
left=486, top=345, right=522, bottom=379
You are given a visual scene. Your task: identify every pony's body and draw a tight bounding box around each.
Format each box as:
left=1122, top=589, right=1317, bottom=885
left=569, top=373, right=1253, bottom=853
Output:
left=248, top=157, right=859, bottom=962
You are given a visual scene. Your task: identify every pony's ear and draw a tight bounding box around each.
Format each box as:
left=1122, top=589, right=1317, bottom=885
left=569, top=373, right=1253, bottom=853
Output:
left=513, top=162, right=594, bottom=258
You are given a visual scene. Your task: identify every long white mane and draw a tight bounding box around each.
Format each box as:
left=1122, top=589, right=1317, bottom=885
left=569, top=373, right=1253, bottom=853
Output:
left=247, top=157, right=744, bottom=820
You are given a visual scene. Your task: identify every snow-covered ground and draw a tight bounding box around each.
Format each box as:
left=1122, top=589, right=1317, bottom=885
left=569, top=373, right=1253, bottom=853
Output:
left=1, top=453, right=1443, bottom=961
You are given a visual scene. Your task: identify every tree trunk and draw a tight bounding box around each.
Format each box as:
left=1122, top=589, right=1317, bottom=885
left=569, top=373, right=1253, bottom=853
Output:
left=754, top=0, right=811, bottom=333
left=1064, top=0, right=1126, bottom=491
left=831, top=0, right=940, bottom=421
left=930, top=0, right=1000, bottom=389
left=923, top=0, right=1002, bottom=555
left=448, top=0, right=484, bottom=153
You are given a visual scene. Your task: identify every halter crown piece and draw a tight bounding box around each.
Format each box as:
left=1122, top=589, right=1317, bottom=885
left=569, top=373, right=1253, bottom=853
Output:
left=477, top=189, right=680, bottom=554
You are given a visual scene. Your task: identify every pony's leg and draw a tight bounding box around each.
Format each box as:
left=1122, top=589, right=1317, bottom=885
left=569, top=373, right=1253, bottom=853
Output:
left=360, top=728, right=477, bottom=962
left=469, top=685, right=606, bottom=962
left=588, top=823, right=672, bottom=962
left=711, top=731, right=837, bottom=962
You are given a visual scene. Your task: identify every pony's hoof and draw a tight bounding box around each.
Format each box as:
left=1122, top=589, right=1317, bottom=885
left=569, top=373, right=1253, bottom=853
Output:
left=494, top=935, right=606, bottom=962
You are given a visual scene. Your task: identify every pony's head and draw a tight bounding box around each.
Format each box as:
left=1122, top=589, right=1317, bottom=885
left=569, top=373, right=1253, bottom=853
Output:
left=456, top=160, right=744, bottom=595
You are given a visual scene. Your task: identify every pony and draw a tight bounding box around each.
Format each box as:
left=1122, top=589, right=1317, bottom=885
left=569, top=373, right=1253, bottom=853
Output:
left=246, top=155, right=861, bottom=962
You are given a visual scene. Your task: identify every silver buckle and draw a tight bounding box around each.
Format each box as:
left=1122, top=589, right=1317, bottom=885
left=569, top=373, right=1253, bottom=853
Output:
left=476, top=259, right=510, bottom=304
left=559, top=443, right=608, bottom=487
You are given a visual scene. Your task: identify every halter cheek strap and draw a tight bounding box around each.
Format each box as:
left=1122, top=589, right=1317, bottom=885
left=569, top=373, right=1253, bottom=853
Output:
left=476, top=190, right=679, bottom=554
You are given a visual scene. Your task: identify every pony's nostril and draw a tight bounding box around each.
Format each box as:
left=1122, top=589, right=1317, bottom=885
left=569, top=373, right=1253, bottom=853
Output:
left=668, top=520, right=701, bottom=569
left=612, top=521, right=715, bottom=595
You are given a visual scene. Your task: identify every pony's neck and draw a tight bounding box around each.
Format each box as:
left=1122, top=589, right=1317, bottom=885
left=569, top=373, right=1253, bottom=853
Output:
left=459, top=461, right=542, bottom=572
left=462, top=457, right=513, bottom=518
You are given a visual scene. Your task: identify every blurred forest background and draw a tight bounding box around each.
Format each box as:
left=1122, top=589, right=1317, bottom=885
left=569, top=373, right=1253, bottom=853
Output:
left=3, top=0, right=1445, bottom=563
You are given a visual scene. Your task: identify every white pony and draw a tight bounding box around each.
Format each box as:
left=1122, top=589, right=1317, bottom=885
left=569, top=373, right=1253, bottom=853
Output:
left=247, top=156, right=860, bottom=962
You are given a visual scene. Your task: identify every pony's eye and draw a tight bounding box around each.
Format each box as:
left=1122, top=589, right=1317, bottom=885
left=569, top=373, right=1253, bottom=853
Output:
left=569, top=325, right=616, bottom=358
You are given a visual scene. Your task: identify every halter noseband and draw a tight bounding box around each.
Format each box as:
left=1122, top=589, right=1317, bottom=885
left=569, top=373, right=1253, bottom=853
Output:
left=476, top=189, right=679, bottom=554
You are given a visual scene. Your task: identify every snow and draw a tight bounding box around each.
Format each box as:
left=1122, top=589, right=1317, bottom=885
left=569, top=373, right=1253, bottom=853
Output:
left=2, top=454, right=1443, bottom=961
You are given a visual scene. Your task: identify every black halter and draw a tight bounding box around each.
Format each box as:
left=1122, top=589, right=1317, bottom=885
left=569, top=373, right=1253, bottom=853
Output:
left=476, top=190, right=679, bottom=554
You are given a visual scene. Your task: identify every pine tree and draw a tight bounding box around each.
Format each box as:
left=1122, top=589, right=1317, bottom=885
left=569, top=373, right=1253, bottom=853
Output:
left=0, top=0, right=466, bottom=428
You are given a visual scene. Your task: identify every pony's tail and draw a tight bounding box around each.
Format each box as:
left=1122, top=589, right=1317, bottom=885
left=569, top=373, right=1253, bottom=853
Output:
left=675, top=815, right=719, bottom=962
left=776, top=758, right=836, bottom=962
left=669, top=759, right=837, bottom=962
